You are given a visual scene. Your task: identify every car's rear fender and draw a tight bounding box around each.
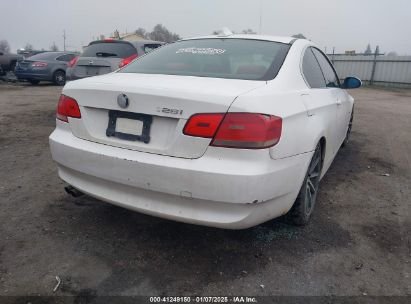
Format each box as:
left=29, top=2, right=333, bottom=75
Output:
left=227, top=86, right=316, bottom=159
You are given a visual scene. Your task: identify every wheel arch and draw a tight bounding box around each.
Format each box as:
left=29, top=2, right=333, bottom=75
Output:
left=53, top=68, right=66, bottom=75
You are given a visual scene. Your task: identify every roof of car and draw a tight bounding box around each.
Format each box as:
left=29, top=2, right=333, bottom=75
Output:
left=89, top=39, right=164, bottom=46
left=182, top=34, right=302, bottom=44
left=39, top=51, right=77, bottom=55
left=130, top=39, right=165, bottom=46
left=28, top=51, right=77, bottom=59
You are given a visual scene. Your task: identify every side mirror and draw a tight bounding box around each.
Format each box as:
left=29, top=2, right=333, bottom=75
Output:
left=342, top=77, right=362, bottom=89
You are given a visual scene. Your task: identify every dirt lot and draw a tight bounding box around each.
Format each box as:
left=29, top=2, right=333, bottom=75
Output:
left=0, top=83, right=410, bottom=299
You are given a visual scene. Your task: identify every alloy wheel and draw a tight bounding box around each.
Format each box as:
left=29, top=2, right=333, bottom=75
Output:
left=304, top=146, right=322, bottom=216
left=54, top=71, right=66, bottom=86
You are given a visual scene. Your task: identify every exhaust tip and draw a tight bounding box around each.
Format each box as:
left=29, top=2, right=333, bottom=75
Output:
left=64, top=185, right=84, bottom=198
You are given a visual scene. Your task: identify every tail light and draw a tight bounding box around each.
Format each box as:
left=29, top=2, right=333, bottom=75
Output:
left=183, top=113, right=282, bottom=149
left=119, top=54, right=138, bottom=68
left=183, top=113, right=225, bottom=138
left=67, top=56, right=79, bottom=68
left=56, top=95, right=81, bottom=122
left=32, top=62, right=48, bottom=67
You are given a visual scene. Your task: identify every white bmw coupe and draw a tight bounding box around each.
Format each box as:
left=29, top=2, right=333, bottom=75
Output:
left=49, top=34, right=361, bottom=229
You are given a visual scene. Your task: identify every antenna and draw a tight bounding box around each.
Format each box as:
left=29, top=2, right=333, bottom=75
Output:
left=259, top=0, right=263, bottom=34
left=63, top=30, right=66, bottom=51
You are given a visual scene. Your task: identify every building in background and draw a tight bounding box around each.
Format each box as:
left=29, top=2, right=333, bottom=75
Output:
left=345, top=50, right=356, bottom=55
left=109, top=30, right=145, bottom=41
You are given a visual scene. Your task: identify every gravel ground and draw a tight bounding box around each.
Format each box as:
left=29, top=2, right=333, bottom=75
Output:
left=0, top=83, right=410, bottom=300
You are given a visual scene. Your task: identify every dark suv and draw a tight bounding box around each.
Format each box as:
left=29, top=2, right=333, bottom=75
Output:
left=66, top=39, right=164, bottom=81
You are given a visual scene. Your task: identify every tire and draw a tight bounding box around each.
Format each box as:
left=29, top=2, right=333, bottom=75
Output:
left=288, top=143, right=323, bottom=226
left=342, top=109, right=354, bottom=147
left=29, top=79, right=40, bottom=85
left=53, top=70, right=66, bottom=86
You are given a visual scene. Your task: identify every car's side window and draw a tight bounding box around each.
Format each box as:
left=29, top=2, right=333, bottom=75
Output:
left=56, top=54, right=75, bottom=62
left=302, top=47, right=326, bottom=88
left=311, top=48, right=340, bottom=88
left=143, top=44, right=162, bottom=54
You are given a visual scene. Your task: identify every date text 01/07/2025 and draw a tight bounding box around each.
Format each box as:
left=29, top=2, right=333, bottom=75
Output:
left=149, top=296, right=258, bottom=303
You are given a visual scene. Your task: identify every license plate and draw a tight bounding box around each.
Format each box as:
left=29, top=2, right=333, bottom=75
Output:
left=85, top=67, right=100, bottom=76
left=116, top=118, right=143, bottom=135
left=106, top=110, right=153, bottom=143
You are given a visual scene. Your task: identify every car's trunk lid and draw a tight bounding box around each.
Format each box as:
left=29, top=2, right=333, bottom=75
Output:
left=72, top=57, right=120, bottom=78
left=63, top=72, right=265, bottom=159
left=16, top=60, right=32, bottom=69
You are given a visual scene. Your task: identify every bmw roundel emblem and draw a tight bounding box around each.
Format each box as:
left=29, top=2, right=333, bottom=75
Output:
left=117, top=94, right=129, bottom=109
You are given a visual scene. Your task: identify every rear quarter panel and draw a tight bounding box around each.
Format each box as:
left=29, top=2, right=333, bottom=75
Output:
left=229, top=39, right=325, bottom=160
left=229, top=86, right=317, bottom=160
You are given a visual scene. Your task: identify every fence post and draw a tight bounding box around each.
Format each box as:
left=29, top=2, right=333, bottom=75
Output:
left=370, top=46, right=379, bottom=85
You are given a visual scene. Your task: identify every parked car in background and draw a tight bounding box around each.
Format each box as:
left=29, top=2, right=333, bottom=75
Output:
left=0, top=51, right=23, bottom=73
left=66, top=39, right=164, bottom=81
left=49, top=34, right=361, bottom=229
left=17, top=49, right=48, bottom=59
left=14, top=51, right=77, bottom=85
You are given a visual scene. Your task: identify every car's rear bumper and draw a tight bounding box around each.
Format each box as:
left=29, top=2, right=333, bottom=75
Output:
left=65, top=69, right=84, bottom=81
left=49, top=122, right=312, bottom=229
left=66, top=67, right=95, bottom=81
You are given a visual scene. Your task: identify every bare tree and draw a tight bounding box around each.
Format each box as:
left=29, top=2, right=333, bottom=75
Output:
left=364, top=44, right=372, bottom=55
left=134, top=27, right=148, bottom=39
left=50, top=42, right=59, bottom=51
left=0, top=39, right=10, bottom=53
left=148, top=24, right=181, bottom=43
left=24, top=43, right=34, bottom=52
left=133, top=25, right=181, bottom=42
left=241, top=29, right=257, bottom=34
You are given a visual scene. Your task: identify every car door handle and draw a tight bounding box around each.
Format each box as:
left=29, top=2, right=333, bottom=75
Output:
left=337, top=99, right=342, bottom=106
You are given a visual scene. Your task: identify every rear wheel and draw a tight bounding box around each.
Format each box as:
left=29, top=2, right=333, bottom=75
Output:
left=288, top=143, right=323, bottom=226
left=29, top=79, right=40, bottom=85
left=53, top=70, right=66, bottom=86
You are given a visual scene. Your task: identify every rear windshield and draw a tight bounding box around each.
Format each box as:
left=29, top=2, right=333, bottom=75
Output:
left=143, top=44, right=162, bottom=54
left=81, top=42, right=136, bottom=58
left=120, top=39, right=290, bottom=81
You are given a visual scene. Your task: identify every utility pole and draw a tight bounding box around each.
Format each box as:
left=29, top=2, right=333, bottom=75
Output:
left=259, top=0, right=263, bottom=34
left=63, top=30, right=66, bottom=51
left=370, top=45, right=379, bottom=85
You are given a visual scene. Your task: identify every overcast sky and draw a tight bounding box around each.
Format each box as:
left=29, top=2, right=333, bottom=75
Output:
left=1, top=0, right=410, bottom=54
